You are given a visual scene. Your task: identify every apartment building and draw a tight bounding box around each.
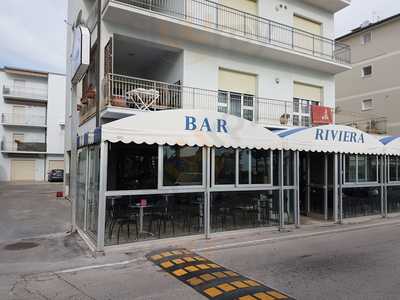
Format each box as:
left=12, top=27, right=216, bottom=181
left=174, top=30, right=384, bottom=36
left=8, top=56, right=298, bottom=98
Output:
left=66, top=0, right=352, bottom=249
left=0, top=67, right=66, bottom=181
left=336, top=13, right=400, bottom=135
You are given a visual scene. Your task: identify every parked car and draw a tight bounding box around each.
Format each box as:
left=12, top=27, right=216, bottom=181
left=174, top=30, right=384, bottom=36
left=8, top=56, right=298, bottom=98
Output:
left=48, top=169, right=64, bottom=182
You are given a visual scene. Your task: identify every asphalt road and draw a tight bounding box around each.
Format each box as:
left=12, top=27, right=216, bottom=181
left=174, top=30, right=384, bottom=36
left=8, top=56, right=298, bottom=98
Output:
left=5, top=222, right=400, bottom=300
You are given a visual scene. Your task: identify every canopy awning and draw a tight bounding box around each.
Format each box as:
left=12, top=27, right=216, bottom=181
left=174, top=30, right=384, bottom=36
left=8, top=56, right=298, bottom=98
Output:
left=101, top=109, right=282, bottom=150
left=278, top=125, right=385, bottom=155
left=380, top=136, right=400, bottom=156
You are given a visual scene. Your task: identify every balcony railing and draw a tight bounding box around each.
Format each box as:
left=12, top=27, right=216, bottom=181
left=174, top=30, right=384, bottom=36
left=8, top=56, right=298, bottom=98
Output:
left=1, top=140, right=47, bottom=153
left=104, top=0, right=351, bottom=65
left=2, top=85, right=48, bottom=101
left=102, top=73, right=324, bottom=127
left=1, top=113, right=46, bottom=127
left=338, top=117, right=388, bottom=135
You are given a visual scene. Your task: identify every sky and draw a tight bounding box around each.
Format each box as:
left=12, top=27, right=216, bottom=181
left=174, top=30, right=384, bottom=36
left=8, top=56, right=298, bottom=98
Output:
left=0, top=0, right=399, bottom=74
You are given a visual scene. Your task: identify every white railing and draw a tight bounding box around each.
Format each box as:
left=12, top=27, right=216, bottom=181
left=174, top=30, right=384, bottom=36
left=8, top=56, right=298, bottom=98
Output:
left=2, top=85, right=48, bottom=101
left=104, top=0, right=351, bottom=65
left=1, top=113, right=46, bottom=127
left=102, top=73, right=326, bottom=127
left=338, top=117, right=387, bottom=135
left=1, top=140, right=46, bottom=152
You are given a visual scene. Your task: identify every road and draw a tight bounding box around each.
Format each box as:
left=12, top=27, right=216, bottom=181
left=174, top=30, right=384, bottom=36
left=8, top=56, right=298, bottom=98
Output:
left=4, top=221, right=400, bottom=300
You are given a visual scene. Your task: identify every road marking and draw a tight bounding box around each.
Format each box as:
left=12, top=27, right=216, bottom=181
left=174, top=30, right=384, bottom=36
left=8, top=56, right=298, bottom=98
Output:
left=146, top=248, right=295, bottom=300
left=55, top=258, right=144, bottom=274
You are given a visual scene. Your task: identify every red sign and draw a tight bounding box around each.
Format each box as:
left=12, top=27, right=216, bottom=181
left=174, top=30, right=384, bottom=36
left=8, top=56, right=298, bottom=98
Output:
left=140, top=199, right=147, bottom=207
left=311, top=105, right=333, bottom=125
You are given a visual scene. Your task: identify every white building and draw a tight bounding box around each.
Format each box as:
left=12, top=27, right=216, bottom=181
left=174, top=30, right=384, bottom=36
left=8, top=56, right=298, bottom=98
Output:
left=0, top=67, right=66, bottom=181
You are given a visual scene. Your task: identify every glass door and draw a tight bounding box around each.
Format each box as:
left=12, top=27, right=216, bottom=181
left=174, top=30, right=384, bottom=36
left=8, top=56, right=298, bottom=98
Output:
left=85, top=145, right=100, bottom=240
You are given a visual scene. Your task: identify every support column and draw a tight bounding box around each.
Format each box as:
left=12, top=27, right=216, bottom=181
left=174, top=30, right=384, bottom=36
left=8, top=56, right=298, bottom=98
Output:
left=97, top=141, right=108, bottom=252
left=295, top=151, right=300, bottom=227
left=384, top=155, right=388, bottom=217
left=338, top=153, right=343, bottom=224
left=333, top=153, right=338, bottom=223
left=324, top=153, right=328, bottom=221
left=279, top=150, right=284, bottom=230
left=306, top=152, right=311, bottom=215
left=70, top=84, right=78, bottom=230
left=380, top=156, right=385, bottom=218
left=205, top=147, right=211, bottom=239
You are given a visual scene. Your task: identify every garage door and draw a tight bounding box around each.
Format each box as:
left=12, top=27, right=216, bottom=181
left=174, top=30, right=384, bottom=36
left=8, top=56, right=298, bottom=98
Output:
left=11, top=160, right=35, bottom=181
left=294, top=82, right=322, bottom=101
left=48, top=160, right=64, bottom=171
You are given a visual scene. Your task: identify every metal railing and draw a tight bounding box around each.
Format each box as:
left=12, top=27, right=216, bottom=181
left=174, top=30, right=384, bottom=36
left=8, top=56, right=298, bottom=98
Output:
left=339, top=117, right=387, bottom=134
left=1, top=140, right=46, bottom=152
left=2, top=85, right=48, bottom=101
left=1, top=113, right=46, bottom=127
left=102, top=73, right=320, bottom=127
left=105, top=0, right=351, bottom=65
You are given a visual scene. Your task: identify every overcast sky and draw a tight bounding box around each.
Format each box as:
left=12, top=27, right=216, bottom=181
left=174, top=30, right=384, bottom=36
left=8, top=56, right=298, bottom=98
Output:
left=0, top=0, right=399, bottom=74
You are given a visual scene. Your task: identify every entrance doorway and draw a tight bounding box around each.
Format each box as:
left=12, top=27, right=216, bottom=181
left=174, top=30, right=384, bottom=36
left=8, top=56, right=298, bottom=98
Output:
left=299, top=152, right=334, bottom=224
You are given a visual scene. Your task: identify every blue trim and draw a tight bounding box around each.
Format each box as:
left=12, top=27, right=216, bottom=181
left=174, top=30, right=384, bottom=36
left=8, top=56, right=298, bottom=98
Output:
left=94, top=127, right=101, bottom=144
left=278, top=127, right=308, bottom=138
left=380, top=136, right=400, bottom=145
left=83, top=133, right=89, bottom=146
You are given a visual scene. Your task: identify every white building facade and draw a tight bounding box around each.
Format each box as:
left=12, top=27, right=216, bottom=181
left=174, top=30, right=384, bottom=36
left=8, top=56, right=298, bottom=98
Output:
left=0, top=67, right=66, bottom=181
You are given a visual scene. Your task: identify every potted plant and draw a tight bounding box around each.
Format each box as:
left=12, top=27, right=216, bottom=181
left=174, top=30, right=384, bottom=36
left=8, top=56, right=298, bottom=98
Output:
left=111, top=95, right=127, bottom=107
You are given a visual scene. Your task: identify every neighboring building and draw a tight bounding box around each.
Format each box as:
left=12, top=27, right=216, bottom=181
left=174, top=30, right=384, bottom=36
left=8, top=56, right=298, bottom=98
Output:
left=0, top=67, right=66, bottom=181
left=336, top=13, right=400, bottom=135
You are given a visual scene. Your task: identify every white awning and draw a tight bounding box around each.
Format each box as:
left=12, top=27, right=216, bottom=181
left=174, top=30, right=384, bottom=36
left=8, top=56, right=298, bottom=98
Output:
left=278, top=125, right=385, bottom=155
left=380, top=136, right=400, bottom=156
left=102, top=109, right=282, bottom=150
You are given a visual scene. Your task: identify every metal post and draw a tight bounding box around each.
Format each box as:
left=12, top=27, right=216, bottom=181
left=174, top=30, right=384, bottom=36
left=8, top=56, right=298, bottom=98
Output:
left=324, top=153, right=328, bottom=221
left=70, top=84, right=78, bottom=230
left=295, top=151, right=300, bottom=227
left=333, top=153, right=338, bottom=223
left=205, top=147, right=211, bottom=239
left=95, top=0, right=101, bottom=127
left=306, top=152, right=311, bottom=215
left=384, top=155, right=388, bottom=217
left=380, top=156, right=385, bottom=218
left=338, top=153, right=343, bottom=224
left=279, top=150, right=284, bottom=230
left=97, top=141, right=108, bottom=251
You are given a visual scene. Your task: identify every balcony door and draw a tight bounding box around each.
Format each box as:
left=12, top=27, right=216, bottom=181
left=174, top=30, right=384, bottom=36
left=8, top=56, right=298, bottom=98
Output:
left=293, top=82, right=322, bottom=126
left=218, top=69, right=256, bottom=121
left=12, top=105, right=25, bottom=125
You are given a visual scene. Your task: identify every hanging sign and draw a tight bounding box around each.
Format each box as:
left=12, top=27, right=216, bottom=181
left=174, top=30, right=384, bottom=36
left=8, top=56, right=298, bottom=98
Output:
left=71, top=25, right=90, bottom=84
left=312, top=105, right=333, bottom=125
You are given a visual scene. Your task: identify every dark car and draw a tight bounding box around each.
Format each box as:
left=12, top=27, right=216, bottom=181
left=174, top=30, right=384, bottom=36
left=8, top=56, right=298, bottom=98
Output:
left=48, top=169, right=64, bottom=182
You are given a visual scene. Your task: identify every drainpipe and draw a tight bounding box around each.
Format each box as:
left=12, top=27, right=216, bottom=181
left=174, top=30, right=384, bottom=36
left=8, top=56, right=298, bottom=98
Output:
left=95, top=0, right=101, bottom=127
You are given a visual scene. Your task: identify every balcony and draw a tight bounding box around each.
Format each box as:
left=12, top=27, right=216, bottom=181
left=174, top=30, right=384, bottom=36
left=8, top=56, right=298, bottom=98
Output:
left=2, top=85, right=48, bottom=102
left=301, top=0, right=351, bottom=13
left=1, top=113, right=46, bottom=128
left=338, top=117, right=387, bottom=135
left=99, top=73, right=328, bottom=128
left=1, top=140, right=47, bottom=154
left=102, top=0, right=351, bottom=74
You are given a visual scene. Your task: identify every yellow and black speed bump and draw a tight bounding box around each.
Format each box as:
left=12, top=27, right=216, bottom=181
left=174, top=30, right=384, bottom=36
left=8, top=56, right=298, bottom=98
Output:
left=147, top=248, right=295, bottom=300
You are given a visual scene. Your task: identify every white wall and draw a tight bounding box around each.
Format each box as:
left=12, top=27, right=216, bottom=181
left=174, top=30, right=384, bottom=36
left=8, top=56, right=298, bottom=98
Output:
left=47, top=73, right=66, bottom=154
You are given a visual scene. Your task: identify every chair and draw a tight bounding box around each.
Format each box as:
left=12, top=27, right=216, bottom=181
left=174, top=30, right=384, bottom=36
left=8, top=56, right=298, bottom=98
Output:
left=108, top=200, right=139, bottom=244
left=148, top=201, right=175, bottom=238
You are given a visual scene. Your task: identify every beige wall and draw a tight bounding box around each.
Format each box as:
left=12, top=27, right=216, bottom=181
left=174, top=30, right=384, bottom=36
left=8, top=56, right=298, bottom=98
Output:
left=335, top=17, right=400, bottom=135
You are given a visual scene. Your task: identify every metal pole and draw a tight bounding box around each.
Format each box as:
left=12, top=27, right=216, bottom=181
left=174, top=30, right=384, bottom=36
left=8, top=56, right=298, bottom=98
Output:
left=295, top=151, right=300, bottom=227
left=380, top=156, right=385, bottom=218
left=333, top=153, right=338, bottom=223
left=95, top=0, right=101, bottom=127
left=97, top=141, right=108, bottom=251
left=307, top=152, right=311, bottom=215
left=70, top=84, right=78, bottom=231
left=205, top=147, right=211, bottom=239
left=324, top=153, right=328, bottom=221
left=279, top=150, right=284, bottom=230
left=338, top=153, right=343, bottom=224
left=384, top=155, right=388, bottom=217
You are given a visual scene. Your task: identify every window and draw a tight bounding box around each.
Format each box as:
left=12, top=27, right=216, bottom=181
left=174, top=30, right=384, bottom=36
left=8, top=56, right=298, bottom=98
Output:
left=239, top=149, right=272, bottom=185
left=218, top=91, right=254, bottom=121
left=344, top=154, right=378, bottom=183
left=361, top=32, right=372, bottom=45
left=362, top=65, right=372, bottom=77
left=214, top=148, right=236, bottom=185
left=163, top=145, right=203, bottom=186
left=293, top=98, right=318, bottom=127
left=389, top=156, right=400, bottom=182
left=362, top=99, right=373, bottom=111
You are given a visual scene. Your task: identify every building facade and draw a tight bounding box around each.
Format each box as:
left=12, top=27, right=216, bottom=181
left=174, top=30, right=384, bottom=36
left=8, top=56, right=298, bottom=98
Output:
left=335, top=13, right=400, bottom=135
left=66, top=0, right=353, bottom=250
left=0, top=67, right=66, bottom=181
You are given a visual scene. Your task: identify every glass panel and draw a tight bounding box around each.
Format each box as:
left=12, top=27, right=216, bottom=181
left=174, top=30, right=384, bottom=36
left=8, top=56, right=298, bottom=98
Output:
left=389, top=157, right=397, bottom=181
left=345, top=155, right=357, bottom=183
left=77, top=148, right=87, bottom=229
left=366, top=156, right=377, bottom=182
left=273, top=150, right=279, bottom=186
left=107, top=143, right=158, bottom=190
left=218, top=106, right=228, bottom=113
left=229, top=92, right=242, bottom=117
left=397, top=157, right=400, bottom=182
left=243, top=109, right=253, bottom=121
left=293, top=98, right=300, bottom=113
left=284, top=189, right=295, bottom=225
left=251, top=150, right=271, bottom=184
left=283, top=151, right=294, bottom=186
left=342, top=187, right=381, bottom=218
left=301, top=100, right=310, bottom=114
left=163, top=146, right=203, bottom=186
left=239, top=149, right=250, bottom=184
left=357, top=155, right=367, bottom=182
left=301, top=116, right=310, bottom=127
left=243, top=94, right=254, bottom=107
left=218, top=91, right=228, bottom=104
left=387, top=186, right=400, bottom=213
left=211, top=190, right=280, bottom=232
left=292, top=115, right=299, bottom=126
left=105, top=193, right=204, bottom=245
left=86, top=145, right=100, bottom=239
left=310, top=187, right=325, bottom=216
left=214, top=148, right=236, bottom=185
